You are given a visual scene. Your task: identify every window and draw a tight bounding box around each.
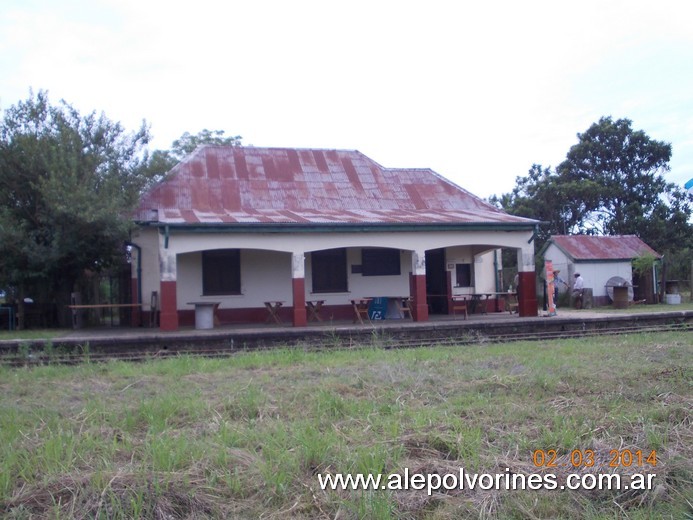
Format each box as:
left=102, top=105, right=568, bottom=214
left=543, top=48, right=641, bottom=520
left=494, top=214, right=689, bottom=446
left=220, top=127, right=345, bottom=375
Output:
left=456, top=263, right=472, bottom=287
left=311, top=248, right=348, bottom=293
left=361, top=248, right=401, bottom=276
left=202, top=249, right=241, bottom=295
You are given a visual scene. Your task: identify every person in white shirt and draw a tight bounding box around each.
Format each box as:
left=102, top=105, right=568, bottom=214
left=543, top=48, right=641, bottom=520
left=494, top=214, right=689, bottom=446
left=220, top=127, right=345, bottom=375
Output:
left=573, top=273, right=585, bottom=309
left=553, top=270, right=569, bottom=308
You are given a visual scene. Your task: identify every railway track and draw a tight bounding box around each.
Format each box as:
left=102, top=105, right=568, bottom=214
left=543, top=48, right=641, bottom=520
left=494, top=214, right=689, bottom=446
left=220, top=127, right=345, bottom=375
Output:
left=1, top=320, right=690, bottom=367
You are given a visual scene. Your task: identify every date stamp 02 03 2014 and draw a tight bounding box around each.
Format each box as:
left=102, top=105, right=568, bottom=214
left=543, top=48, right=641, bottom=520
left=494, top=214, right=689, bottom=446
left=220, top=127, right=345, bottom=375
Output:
left=531, top=449, right=658, bottom=469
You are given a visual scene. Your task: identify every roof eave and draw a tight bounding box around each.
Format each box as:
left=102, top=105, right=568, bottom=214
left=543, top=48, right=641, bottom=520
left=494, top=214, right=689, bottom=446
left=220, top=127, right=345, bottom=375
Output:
left=543, top=236, right=663, bottom=262
left=135, top=221, right=538, bottom=234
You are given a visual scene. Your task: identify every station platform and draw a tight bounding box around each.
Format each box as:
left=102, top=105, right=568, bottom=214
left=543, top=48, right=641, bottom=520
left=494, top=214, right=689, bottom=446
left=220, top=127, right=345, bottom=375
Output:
left=1, top=308, right=690, bottom=361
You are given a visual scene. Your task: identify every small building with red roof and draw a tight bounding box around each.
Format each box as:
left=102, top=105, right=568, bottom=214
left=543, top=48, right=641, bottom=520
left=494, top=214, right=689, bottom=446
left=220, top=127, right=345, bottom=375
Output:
left=131, top=146, right=540, bottom=330
left=542, top=235, right=661, bottom=306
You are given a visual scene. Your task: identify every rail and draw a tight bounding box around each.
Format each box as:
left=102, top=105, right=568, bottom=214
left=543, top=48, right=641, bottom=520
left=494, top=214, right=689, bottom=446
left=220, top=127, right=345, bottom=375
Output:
left=1, top=320, right=690, bottom=367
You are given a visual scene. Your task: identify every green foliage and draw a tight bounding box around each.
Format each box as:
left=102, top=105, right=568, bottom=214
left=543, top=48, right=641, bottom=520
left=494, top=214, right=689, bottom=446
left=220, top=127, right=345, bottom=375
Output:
left=170, top=129, right=242, bottom=160
left=492, top=117, right=693, bottom=259
left=0, top=91, right=155, bottom=322
left=632, top=253, right=658, bottom=275
left=141, top=129, right=243, bottom=180
left=556, top=117, right=690, bottom=251
left=663, top=246, right=693, bottom=281
left=489, top=163, right=595, bottom=247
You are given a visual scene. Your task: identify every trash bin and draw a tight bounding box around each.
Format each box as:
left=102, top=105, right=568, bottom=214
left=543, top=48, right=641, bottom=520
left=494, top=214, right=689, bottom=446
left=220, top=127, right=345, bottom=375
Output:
left=188, top=302, right=219, bottom=330
left=665, top=281, right=681, bottom=304
left=612, top=286, right=629, bottom=309
left=606, top=277, right=634, bottom=309
left=665, top=294, right=681, bottom=305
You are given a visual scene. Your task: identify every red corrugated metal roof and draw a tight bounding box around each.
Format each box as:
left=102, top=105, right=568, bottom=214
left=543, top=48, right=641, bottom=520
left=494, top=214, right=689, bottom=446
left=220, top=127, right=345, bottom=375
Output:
left=549, top=235, right=661, bottom=261
left=136, top=146, right=537, bottom=226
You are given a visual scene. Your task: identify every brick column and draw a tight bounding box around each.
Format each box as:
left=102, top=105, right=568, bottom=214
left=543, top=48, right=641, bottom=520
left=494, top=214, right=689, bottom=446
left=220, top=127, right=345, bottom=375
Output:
left=291, top=252, right=307, bottom=327
left=159, top=280, right=179, bottom=330
left=517, top=271, right=538, bottom=317
left=130, top=273, right=141, bottom=327
left=517, top=247, right=538, bottom=317
left=292, top=278, right=307, bottom=326
left=158, top=239, right=179, bottom=331
left=410, top=250, right=429, bottom=322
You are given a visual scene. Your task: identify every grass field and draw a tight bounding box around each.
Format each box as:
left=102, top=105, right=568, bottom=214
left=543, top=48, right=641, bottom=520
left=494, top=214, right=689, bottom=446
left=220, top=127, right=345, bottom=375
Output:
left=0, top=332, right=691, bottom=519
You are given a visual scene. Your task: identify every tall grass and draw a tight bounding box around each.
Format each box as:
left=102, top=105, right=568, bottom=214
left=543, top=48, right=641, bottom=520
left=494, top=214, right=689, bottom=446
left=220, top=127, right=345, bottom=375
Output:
left=0, top=331, right=690, bottom=518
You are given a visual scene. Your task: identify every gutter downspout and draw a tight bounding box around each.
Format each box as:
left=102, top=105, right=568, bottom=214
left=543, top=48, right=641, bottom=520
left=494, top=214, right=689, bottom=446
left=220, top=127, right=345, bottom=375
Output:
left=126, top=241, right=142, bottom=309
left=494, top=250, right=501, bottom=292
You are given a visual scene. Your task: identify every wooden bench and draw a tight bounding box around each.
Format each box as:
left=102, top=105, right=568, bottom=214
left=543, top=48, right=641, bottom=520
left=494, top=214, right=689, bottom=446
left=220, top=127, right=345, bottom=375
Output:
left=451, top=297, right=468, bottom=320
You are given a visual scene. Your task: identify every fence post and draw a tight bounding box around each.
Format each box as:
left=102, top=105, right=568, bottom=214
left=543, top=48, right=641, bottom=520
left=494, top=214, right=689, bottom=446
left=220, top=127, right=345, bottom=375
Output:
left=71, top=292, right=83, bottom=329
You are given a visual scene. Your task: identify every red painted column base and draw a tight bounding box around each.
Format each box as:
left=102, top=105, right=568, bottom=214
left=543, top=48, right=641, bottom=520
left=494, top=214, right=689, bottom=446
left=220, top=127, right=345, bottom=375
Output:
left=159, top=280, right=179, bottom=331
left=292, top=278, right=307, bottom=327
left=410, top=274, right=429, bottom=322
left=131, top=276, right=141, bottom=327
left=518, top=271, right=538, bottom=317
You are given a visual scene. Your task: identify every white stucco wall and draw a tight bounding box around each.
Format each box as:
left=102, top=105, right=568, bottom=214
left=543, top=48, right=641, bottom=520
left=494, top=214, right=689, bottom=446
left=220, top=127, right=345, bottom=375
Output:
left=573, top=262, right=633, bottom=298
left=543, top=244, right=634, bottom=299
left=306, top=248, right=411, bottom=304
left=151, top=228, right=533, bottom=257
left=178, top=249, right=293, bottom=308
left=132, top=227, right=533, bottom=310
left=543, top=245, right=571, bottom=275
left=447, top=247, right=501, bottom=295
left=132, top=228, right=160, bottom=311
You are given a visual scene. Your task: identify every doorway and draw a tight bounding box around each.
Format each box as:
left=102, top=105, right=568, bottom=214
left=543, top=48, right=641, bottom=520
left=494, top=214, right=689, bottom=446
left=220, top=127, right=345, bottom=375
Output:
left=425, top=248, right=448, bottom=314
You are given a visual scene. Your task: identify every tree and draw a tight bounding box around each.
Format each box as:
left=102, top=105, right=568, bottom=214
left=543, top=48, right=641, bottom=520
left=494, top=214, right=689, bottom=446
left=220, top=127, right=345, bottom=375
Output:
left=0, top=91, right=154, bottom=328
left=556, top=117, right=689, bottom=243
left=142, top=129, right=243, bottom=180
left=170, top=129, right=242, bottom=160
left=493, top=117, right=693, bottom=257
left=489, top=164, right=598, bottom=247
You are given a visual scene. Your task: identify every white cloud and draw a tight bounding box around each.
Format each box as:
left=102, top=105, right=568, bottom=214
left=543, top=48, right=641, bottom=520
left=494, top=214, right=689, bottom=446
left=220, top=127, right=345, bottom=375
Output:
left=2, top=0, right=692, bottom=196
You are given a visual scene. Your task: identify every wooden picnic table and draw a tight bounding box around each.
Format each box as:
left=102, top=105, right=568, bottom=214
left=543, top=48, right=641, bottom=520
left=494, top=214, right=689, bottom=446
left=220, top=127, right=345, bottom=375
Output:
left=306, top=300, right=325, bottom=322
left=68, top=303, right=142, bottom=328
left=264, top=301, right=284, bottom=324
left=453, top=293, right=518, bottom=314
left=68, top=304, right=143, bottom=309
left=350, top=298, right=372, bottom=325
left=488, top=291, right=517, bottom=313
left=397, top=297, right=413, bottom=319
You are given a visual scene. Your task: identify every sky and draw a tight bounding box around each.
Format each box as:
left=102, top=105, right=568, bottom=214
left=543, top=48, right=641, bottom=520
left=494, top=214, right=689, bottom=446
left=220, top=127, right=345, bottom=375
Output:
left=1, top=0, right=692, bottom=199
